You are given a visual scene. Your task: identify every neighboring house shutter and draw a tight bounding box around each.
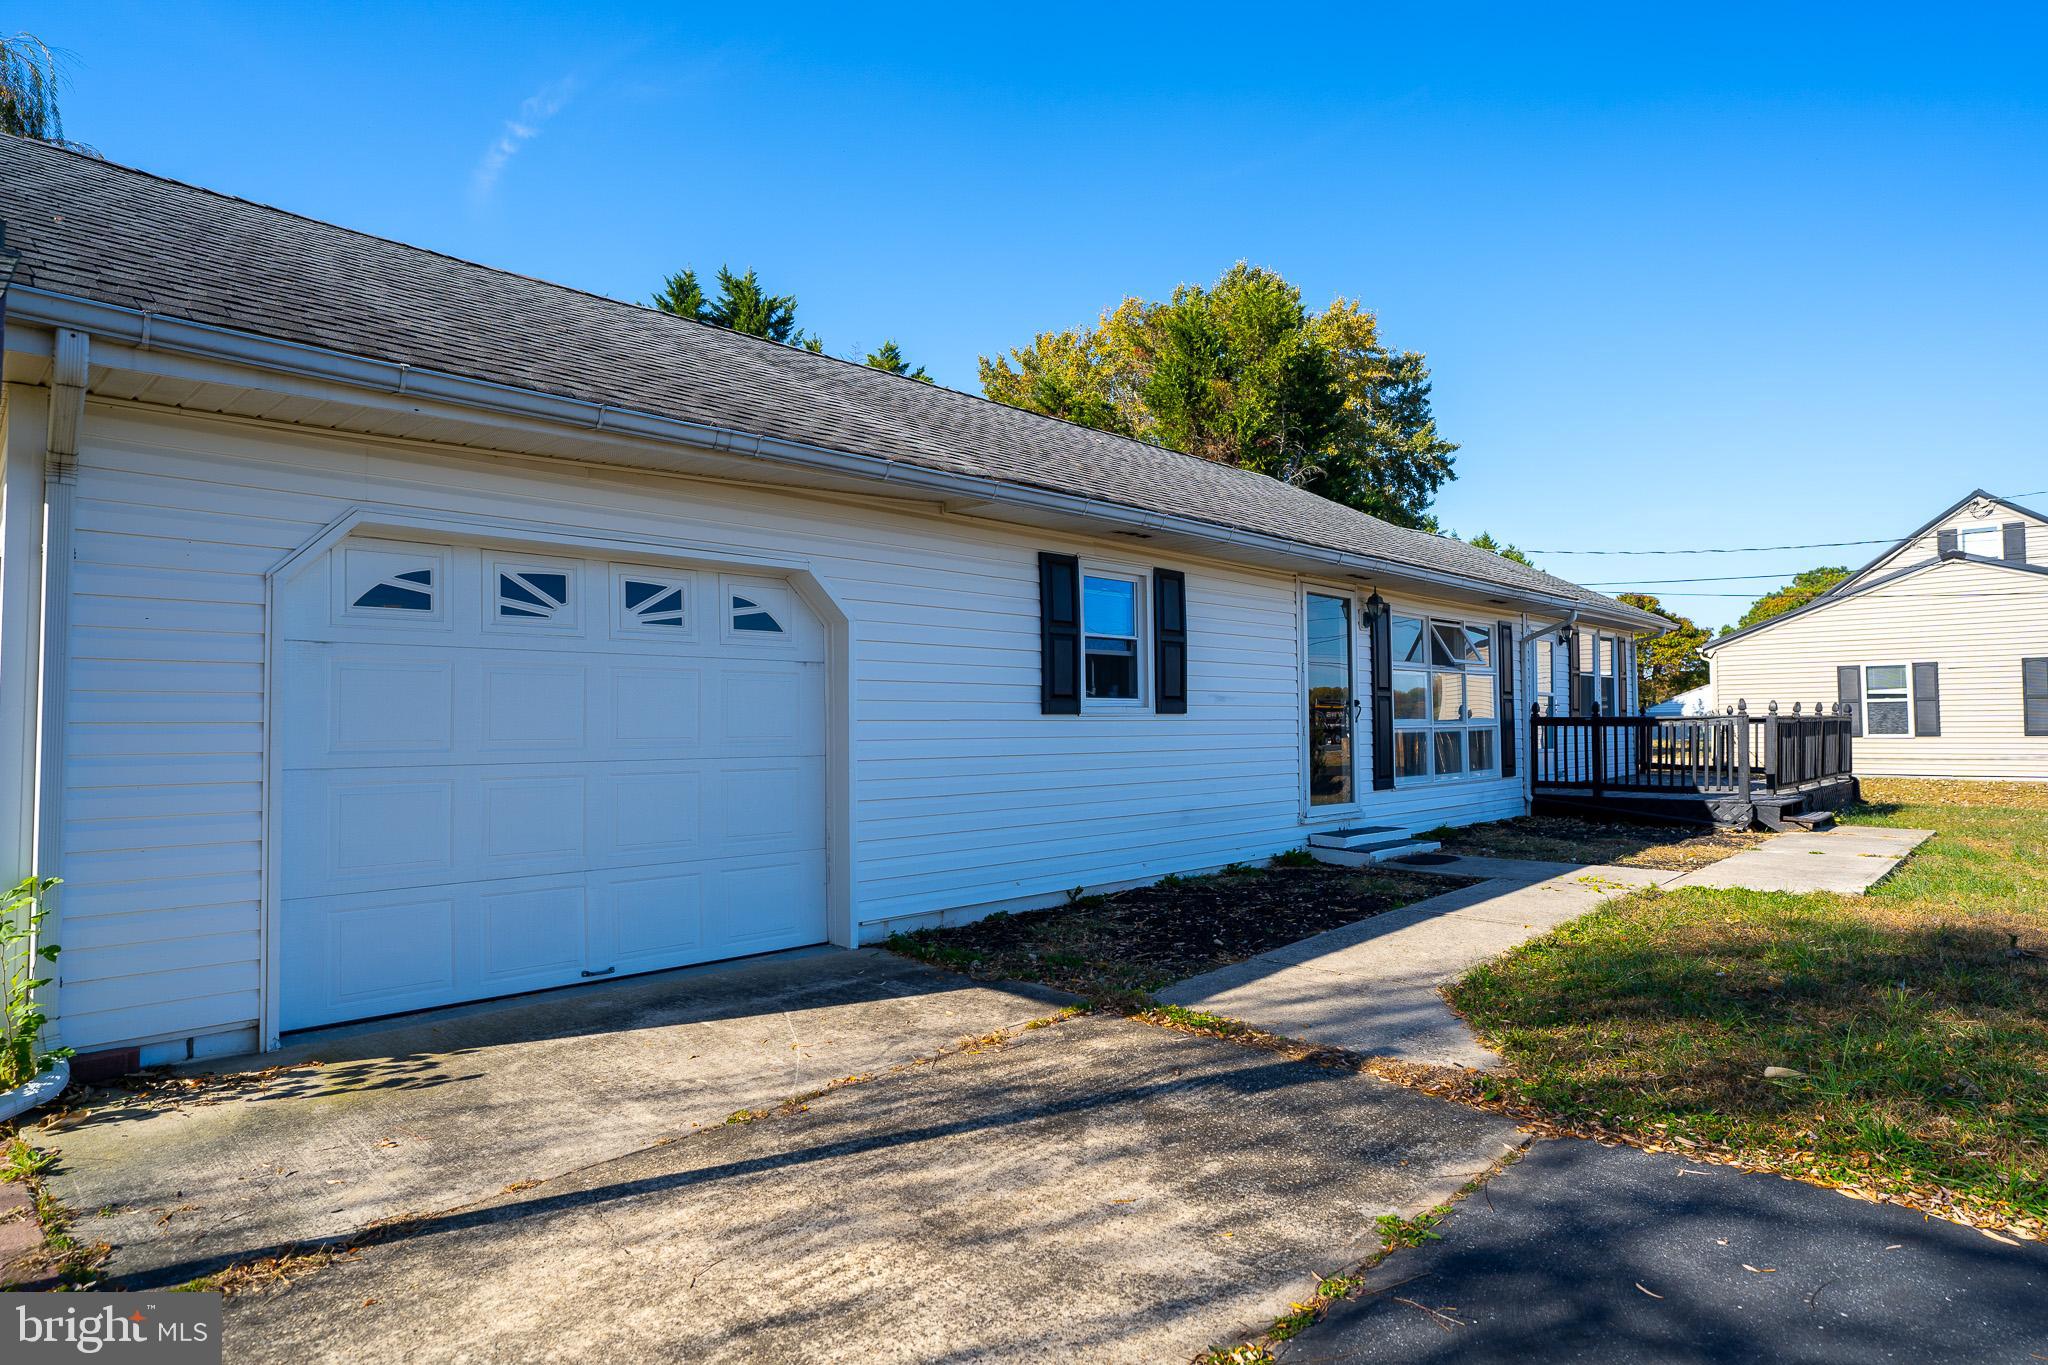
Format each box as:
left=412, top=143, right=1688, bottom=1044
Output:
left=1497, top=622, right=1516, bottom=778
left=2024, top=658, right=2048, bottom=737
left=1937, top=529, right=1960, bottom=557
left=1367, top=593, right=1395, bottom=791
left=1153, top=569, right=1188, bottom=715
left=1912, top=662, right=1941, bottom=737
left=1038, top=552, right=1081, bottom=715
left=1837, top=665, right=1864, bottom=737
left=2005, top=522, right=2029, bottom=563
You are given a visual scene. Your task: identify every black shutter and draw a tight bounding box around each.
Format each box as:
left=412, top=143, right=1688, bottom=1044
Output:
left=1038, top=552, right=1080, bottom=715
left=1566, top=631, right=1584, bottom=716
left=1912, top=661, right=1941, bottom=736
left=2005, top=522, right=2029, bottom=563
left=1837, top=665, right=1864, bottom=737
left=2024, top=658, right=2048, bottom=737
left=1937, top=528, right=1960, bottom=557
left=1153, top=569, right=1187, bottom=715
left=1497, top=622, right=1517, bottom=778
left=1367, top=593, right=1395, bottom=791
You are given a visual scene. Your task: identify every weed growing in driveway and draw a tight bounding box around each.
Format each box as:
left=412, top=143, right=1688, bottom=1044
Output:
left=1375, top=1207, right=1446, bottom=1252
left=0, top=1133, right=107, bottom=1289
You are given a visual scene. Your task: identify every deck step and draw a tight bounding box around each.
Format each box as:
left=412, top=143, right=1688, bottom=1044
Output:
left=1783, top=809, right=1837, bottom=832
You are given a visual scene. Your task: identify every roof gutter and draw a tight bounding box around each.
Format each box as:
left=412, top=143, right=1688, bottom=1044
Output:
left=4, top=285, right=1661, bottom=630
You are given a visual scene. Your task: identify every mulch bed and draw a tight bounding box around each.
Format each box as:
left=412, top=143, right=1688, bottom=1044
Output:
left=1431, top=814, right=1772, bottom=871
left=884, top=863, right=1471, bottom=1000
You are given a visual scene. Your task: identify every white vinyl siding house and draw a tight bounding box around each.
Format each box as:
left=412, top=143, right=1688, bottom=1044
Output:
left=1704, top=491, right=2048, bottom=781
left=0, top=136, right=1658, bottom=1067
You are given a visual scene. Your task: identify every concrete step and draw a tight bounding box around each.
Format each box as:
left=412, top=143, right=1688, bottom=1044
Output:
left=1307, top=839, right=1443, bottom=868
left=1307, top=825, right=1408, bottom=852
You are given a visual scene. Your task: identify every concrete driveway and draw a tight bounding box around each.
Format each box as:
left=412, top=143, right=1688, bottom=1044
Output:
left=36, top=946, right=1525, bottom=1362
left=223, top=1015, right=1520, bottom=1363
left=43, top=947, right=1071, bottom=1288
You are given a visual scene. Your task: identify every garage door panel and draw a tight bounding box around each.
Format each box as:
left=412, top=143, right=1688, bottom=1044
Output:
left=602, top=870, right=705, bottom=973
left=610, top=667, right=703, bottom=744
left=477, top=881, right=589, bottom=989
left=604, top=769, right=704, bottom=858
left=479, top=775, right=588, bottom=872
left=479, top=661, right=589, bottom=752
left=281, top=540, right=829, bottom=1031
left=709, top=853, right=826, bottom=950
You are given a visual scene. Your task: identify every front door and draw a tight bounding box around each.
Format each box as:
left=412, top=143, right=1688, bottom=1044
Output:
left=1305, top=592, right=1355, bottom=806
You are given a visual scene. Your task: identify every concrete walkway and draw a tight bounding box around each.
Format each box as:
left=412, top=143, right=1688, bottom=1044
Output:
left=1158, top=863, right=1662, bottom=1069
left=1667, top=825, right=1934, bottom=893
left=1160, top=824, right=1934, bottom=1069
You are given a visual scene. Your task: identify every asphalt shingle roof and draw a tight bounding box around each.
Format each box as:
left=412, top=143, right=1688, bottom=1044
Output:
left=0, top=134, right=1648, bottom=623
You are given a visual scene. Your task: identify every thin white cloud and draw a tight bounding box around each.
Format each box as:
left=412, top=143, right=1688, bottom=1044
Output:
left=470, top=76, right=579, bottom=204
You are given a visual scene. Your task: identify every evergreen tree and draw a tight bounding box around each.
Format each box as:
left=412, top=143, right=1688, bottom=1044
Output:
left=865, top=339, right=933, bottom=383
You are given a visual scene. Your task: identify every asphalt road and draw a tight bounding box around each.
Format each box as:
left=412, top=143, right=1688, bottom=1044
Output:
left=1281, top=1137, right=2048, bottom=1364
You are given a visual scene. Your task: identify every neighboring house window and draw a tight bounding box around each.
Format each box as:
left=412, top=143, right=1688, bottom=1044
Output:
left=1391, top=613, right=1497, bottom=780
left=1955, top=525, right=2000, bottom=557
left=1083, top=572, right=1142, bottom=702
left=1863, top=664, right=1910, bottom=735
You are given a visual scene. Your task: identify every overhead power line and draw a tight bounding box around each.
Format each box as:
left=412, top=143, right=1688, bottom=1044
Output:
left=1522, top=488, right=2048, bottom=556
left=1582, top=570, right=1848, bottom=587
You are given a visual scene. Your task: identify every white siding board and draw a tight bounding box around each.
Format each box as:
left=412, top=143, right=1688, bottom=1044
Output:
left=53, top=402, right=1547, bottom=1053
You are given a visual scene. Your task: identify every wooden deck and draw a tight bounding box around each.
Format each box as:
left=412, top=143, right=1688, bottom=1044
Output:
left=1530, top=703, right=1859, bottom=830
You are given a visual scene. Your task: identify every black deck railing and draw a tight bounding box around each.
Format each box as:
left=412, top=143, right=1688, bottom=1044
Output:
left=1529, top=701, right=1855, bottom=802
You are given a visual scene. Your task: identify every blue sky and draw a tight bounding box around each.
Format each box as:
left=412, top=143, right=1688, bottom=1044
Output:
left=33, top=4, right=2048, bottom=628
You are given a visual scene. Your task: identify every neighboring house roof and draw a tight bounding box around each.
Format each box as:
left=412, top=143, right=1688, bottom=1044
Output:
left=1703, top=551, right=2048, bottom=653
left=1833, top=487, right=2048, bottom=593
left=0, top=135, right=1658, bottom=628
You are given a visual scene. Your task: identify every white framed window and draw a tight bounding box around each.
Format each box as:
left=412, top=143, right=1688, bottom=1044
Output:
left=1082, top=570, right=1144, bottom=705
left=610, top=565, right=695, bottom=639
left=1390, top=611, right=1497, bottom=782
left=1955, top=525, right=2001, bottom=557
left=488, top=555, right=580, bottom=632
left=1863, top=663, right=1910, bottom=736
left=718, top=575, right=796, bottom=647
left=337, top=540, right=450, bottom=625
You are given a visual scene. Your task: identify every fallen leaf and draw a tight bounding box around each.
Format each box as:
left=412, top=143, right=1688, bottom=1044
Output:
left=1636, top=1283, right=1663, bottom=1299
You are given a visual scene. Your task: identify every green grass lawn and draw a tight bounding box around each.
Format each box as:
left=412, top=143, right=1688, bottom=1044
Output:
left=1446, top=779, right=2048, bottom=1236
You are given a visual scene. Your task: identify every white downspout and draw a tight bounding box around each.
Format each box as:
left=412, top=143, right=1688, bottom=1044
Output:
left=0, top=382, right=47, bottom=884
left=33, top=329, right=88, bottom=1045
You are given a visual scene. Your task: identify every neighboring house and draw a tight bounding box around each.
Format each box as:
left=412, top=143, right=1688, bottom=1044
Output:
left=0, top=137, right=1656, bottom=1069
left=1703, top=490, right=2048, bottom=780
left=1645, top=683, right=1714, bottom=717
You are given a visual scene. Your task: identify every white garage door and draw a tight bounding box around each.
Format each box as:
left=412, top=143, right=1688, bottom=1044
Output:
left=278, top=536, right=829, bottom=1030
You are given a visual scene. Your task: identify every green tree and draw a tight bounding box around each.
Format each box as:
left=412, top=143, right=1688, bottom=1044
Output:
left=1735, top=566, right=1849, bottom=631
left=1617, top=593, right=1709, bottom=704
left=1467, top=531, right=1532, bottom=566
left=1, top=33, right=82, bottom=147
left=978, top=264, right=1456, bottom=526
left=651, top=265, right=807, bottom=347
left=865, top=339, right=932, bottom=383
